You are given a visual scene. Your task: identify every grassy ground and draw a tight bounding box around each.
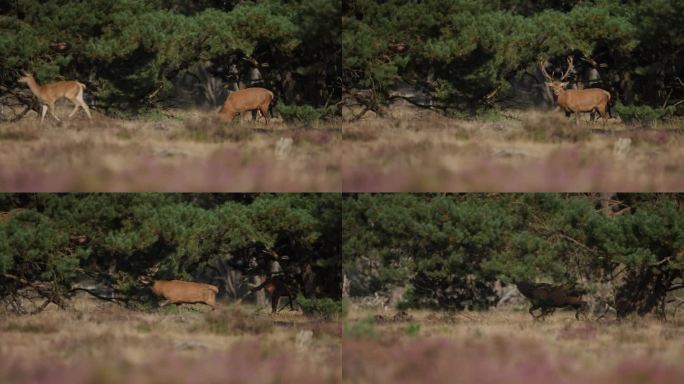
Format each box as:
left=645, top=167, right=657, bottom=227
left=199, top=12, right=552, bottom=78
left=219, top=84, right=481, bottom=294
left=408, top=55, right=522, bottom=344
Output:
left=343, top=305, right=684, bottom=384
left=0, top=108, right=340, bottom=191
left=342, top=107, right=684, bottom=191
left=0, top=298, right=341, bottom=383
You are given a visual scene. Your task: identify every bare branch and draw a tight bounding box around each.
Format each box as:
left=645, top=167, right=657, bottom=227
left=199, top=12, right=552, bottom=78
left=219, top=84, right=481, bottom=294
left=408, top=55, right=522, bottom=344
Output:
left=70, top=287, right=128, bottom=303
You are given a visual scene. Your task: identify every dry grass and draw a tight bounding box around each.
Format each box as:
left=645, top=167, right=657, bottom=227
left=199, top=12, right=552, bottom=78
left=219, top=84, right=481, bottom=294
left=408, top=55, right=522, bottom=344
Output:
left=342, top=107, right=684, bottom=191
left=343, top=305, right=684, bottom=383
left=0, top=108, right=341, bottom=191
left=0, top=297, right=341, bottom=383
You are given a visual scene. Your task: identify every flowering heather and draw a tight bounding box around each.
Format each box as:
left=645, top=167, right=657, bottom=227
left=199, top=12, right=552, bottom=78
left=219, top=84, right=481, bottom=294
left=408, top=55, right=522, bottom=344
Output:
left=342, top=111, right=684, bottom=192
left=342, top=337, right=683, bottom=384
left=0, top=114, right=341, bottom=192
left=343, top=306, right=684, bottom=384
left=0, top=301, right=341, bottom=384
left=1, top=342, right=339, bottom=384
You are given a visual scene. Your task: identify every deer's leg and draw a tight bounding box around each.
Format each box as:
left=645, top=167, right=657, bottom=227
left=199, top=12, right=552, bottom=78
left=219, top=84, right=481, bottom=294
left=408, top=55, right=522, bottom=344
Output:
left=259, top=104, right=270, bottom=125
left=537, top=307, right=551, bottom=321
left=575, top=112, right=579, bottom=126
left=48, top=103, right=61, bottom=122
left=68, top=100, right=80, bottom=118
left=277, top=296, right=294, bottom=313
left=276, top=299, right=289, bottom=313
left=271, top=295, right=279, bottom=314
left=529, top=304, right=540, bottom=319
left=207, top=297, right=216, bottom=311
left=159, top=300, right=171, bottom=307
left=599, top=106, right=608, bottom=128
left=40, top=105, right=48, bottom=123
left=75, top=91, right=92, bottom=119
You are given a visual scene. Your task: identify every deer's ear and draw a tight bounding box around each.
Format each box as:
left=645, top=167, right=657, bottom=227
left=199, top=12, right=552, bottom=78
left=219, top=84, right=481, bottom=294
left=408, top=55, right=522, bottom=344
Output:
left=561, top=82, right=569, bottom=87
left=545, top=82, right=552, bottom=87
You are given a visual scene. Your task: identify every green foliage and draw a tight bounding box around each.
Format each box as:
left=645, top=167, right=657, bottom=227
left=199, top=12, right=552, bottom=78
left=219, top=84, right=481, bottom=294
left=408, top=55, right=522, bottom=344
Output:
left=0, top=193, right=341, bottom=312
left=297, top=295, right=344, bottom=320
left=404, top=322, right=421, bottom=336
left=0, top=0, right=340, bottom=115
left=344, top=316, right=376, bottom=339
left=276, top=102, right=337, bottom=124
left=614, top=103, right=676, bottom=126
left=343, top=0, right=681, bottom=113
left=344, top=193, right=684, bottom=317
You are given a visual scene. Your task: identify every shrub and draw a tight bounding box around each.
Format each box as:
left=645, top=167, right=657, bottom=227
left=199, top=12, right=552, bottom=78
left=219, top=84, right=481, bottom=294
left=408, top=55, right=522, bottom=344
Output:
left=297, top=296, right=344, bottom=320
left=615, top=103, right=675, bottom=126
left=344, top=316, right=376, bottom=339
left=396, top=287, right=418, bottom=311
left=197, top=306, right=272, bottom=335
left=3, top=319, right=60, bottom=334
left=0, top=127, right=40, bottom=141
left=520, top=114, right=591, bottom=142
left=182, top=116, right=253, bottom=142
left=404, top=322, right=420, bottom=336
left=276, top=102, right=337, bottom=124
left=342, top=126, right=379, bottom=141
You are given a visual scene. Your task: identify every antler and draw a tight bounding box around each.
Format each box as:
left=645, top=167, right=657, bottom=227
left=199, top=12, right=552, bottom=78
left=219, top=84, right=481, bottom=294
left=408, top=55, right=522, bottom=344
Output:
left=539, top=60, right=553, bottom=82
left=138, top=263, right=160, bottom=285
left=560, top=56, right=574, bottom=81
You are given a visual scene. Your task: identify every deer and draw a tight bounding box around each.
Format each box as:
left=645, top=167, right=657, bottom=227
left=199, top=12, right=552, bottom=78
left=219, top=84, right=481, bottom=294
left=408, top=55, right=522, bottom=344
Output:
left=539, top=57, right=611, bottom=127
left=516, top=281, right=589, bottom=320
left=241, top=275, right=296, bottom=314
left=218, top=87, right=274, bottom=125
left=139, top=267, right=219, bottom=310
left=17, top=71, right=92, bottom=123
left=148, top=280, right=218, bottom=310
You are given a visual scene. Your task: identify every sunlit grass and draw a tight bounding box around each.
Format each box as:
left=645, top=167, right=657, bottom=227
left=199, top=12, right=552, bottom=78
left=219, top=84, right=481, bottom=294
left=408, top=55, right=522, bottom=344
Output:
left=342, top=108, right=684, bottom=192
left=0, top=298, right=341, bottom=383
left=343, top=305, right=684, bottom=384
left=0, top=108, right=341, bottom=191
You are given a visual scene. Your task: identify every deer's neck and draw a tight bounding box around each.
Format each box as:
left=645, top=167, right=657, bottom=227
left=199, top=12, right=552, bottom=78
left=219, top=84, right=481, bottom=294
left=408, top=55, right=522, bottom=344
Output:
left=556, top=90, right=569, bottom=105
left=25, top=78, right=45, bottom=101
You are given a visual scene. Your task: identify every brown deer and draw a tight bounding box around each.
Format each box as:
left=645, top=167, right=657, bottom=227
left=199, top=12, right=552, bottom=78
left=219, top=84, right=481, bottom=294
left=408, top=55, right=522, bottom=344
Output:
left=18, top=71, right=92, bottom=123
left=540, top=57, right=611, bottom=127
left=147, top=279, right=219, bottom=310
left=516, top=281, right=589, bottom=320
left=244, top=275, right=296, bottom=314
left=218, top=87, right=273, bottom=125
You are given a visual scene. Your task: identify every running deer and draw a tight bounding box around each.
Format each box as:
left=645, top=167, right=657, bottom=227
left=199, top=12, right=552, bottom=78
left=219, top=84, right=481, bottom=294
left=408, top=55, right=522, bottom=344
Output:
left=540, top=57, right=611, bottom=127
left=218, top=87, right=273, bottom=125
left=17, top=71, right=92, bottom=123
left=516, top=281, right=589, bottom=320
left=144, top=279, right=218, bottom=310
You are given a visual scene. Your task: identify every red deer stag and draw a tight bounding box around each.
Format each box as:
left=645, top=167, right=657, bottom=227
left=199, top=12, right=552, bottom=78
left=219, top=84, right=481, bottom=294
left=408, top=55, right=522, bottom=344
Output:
left=148, top=279, right=219, bottom=310
left=243, top=275, right=296, bottom=314
left=218, top=87, right=273, bottom=125
left=18, top=71, right=92, bottom=123
left=516, top=281, right=589, bottom=320
left=540, top=57, right=611, bottom=127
